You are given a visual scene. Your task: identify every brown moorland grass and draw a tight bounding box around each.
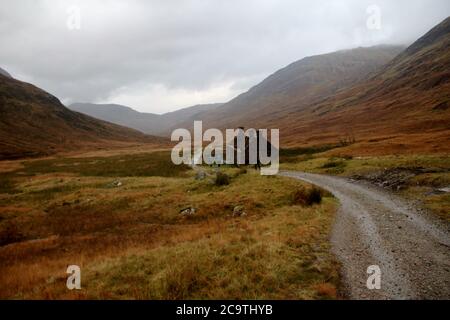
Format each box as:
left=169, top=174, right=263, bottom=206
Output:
left=0, top=151, right=339, bottom=299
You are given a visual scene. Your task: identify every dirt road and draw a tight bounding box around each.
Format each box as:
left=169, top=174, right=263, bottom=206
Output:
left=280, top=171, right=450, bottom=300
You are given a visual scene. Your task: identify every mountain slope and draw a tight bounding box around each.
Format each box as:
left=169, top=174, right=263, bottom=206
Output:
left=0, top=67, right=12, bottom=78
left=273, top=16, right=450, bottom=153
left=69, top=103, right=162, bottom=134
left=157, top=103, right=223, bottom=135
left=69, top=102, right=222, bottom=136
left=179, top=18, right=449, bottom=154
left=187, top=45, right=404, bottom=130
left=0, top=75, right=166, bottom=159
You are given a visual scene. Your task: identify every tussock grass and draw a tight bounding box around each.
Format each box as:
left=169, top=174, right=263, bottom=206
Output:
left=0, top=152, right=339, bottom=299
left=16, top=151, right=190, bottom=178
left=78, top=201, right=338, bottom=300
left=214, top=172, right=230, bottom=186
left=291, top=187, right=323, bottom=206
left=280, top=145, right=339, bottom=163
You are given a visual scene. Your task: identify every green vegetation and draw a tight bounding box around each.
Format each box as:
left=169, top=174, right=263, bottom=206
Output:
left=16, top=151, right=190, bottom=178
left=280, top=144, right=339, bottom=163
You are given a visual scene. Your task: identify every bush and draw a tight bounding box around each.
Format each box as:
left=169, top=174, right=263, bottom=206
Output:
left=215, top=172, right=230, bottom=186
left=291, top=187, right=322, bottom=206
left=238, top=168, right=248, bottom=175
left=0, top=221, right=24, bottom=246
left=308, top=187, right=323, bottom=205
left=321, top=160, right=343, bottom=169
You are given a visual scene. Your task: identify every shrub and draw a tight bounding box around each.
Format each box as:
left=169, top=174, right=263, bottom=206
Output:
left=321, top=160, right=343, bottom=169
left=239, top=168, right=248, bottom=175
left=0, top=221, right=24, bottom=246
left=292, top=187, right=322, bottom=206
left=308, top=187, right=323, bottom=205
left=215, top=172, right=230, bottom=186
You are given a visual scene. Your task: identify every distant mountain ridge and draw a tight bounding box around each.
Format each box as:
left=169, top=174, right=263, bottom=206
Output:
left=168, top=45, right=406, bottom=132
left=68, top=103, right=161, bottom=134
left=68, top=102, right=223, bottom=136
left=0, top=67, right=12, bottom=78
left=70, top=45, right=403, bottom=137
left=169, top=17, right=450, bottom=154
left=3, top=17, right=449, bottom=158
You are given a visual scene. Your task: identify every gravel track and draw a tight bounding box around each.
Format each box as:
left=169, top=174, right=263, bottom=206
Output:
left=281, top=171, right=450, bottom=300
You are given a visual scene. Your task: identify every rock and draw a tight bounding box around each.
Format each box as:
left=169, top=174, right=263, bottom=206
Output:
left=108, top=180, right=123, bottom=188
left=233, top=205, right=246, bottom=217
left=350, top=167, right=428, bottom=191
left=180, top=207, right=196, bottom=216
left=195, top=171, right=206, bottom=180
left=428, top=187, right=450, bottom=195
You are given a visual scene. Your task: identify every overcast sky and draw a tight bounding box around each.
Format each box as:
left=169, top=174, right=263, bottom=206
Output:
left=1, top=0, right=449, bottom=114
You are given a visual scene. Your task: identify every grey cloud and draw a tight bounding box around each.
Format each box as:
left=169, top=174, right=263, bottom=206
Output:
left=0, top=0, right=449, bottom=113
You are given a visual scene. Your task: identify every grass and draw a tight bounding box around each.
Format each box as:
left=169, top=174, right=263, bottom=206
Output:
left=214, top=172, right=230, bottom=186
left=0, top=150, right=339, bottom=299
left=280, top=145, right=339, bottom=163
left=16, top=151, right=190, bottom=178
left=291, top=186, right=323, bottom=206
left=82, top=201, right=337, bottom=300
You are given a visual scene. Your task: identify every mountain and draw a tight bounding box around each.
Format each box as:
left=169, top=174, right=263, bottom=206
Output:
left=182, top=45, right=405, bottom=130
left=68, top=102, right=222, bottom=136
left=8, top=17, right=448, bottom=157
left=69, top=103, right=162, bottom=134
left=0, top=67, right=12, bottom=78
left=70, top=46, right=399, bottom=138
left=0, top=75, right=166, bottom=160
left=178, top=17, right=450, bottom=154
left=270, top=16, right=450, bottom=153
left=157, top=103, right=223, bottom=136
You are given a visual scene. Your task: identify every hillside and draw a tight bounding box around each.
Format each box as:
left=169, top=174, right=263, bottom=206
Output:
left=69, top=102, right=222, bottom=136
left=0, top=74, right=166, bottom=159
left=177, top=18, right=450, bottom=155
left=8, top=17, right=450, bottom=157
left=182, top=45, right=404, bottom=130
left=69, top=103, right=162, bottom=134
left=0, top=67, right=11, bottom=78
left=273, top=16, right=450, bottom=153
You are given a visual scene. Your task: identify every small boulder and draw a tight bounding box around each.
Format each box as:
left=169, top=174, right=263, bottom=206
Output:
left=180, top=207, right=196, bottom=216
left=108, top=180, right=123, bottom=188
left=195, top=171, right=206, bottom=180
left=233, top=205, right=246, bottom=217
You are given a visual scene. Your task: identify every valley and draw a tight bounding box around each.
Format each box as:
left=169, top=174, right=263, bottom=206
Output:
left=0, top=14, right=449, bottom=301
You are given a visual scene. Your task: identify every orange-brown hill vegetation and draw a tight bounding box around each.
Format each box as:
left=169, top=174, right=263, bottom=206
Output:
left=0, top=75, right=167, bottom=160
left=183, top=17, right=450, bottom=155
